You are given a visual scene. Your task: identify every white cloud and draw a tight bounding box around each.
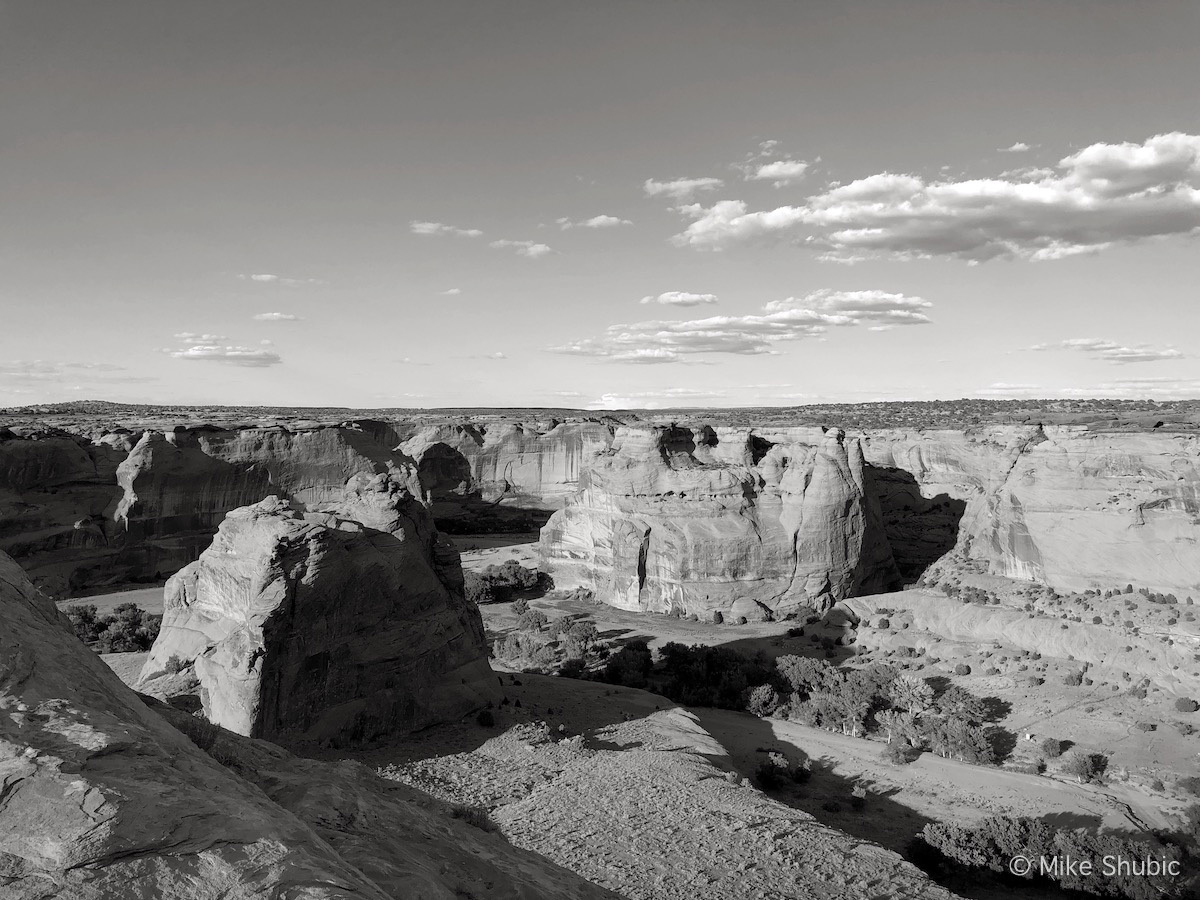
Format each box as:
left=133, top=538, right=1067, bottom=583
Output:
left=557, top=214, right=633, bottom=229
left=763, top=290, right=933, bottom=326
left=746, top=159, right=810, bottom=187
left=166, top=342, right=282, bottom=367
left=978, top=378, right=1200, bottom=399
left=252, top=312, right=301, bottom=322
left=490, top=239, right=553, bottom=258
left=639, top=291, right=719, bottom=307
left=440, top=288, right=462, bottom=296
left=239, top=273, right=324, bottom=286
left=410, top=221, right=484, bottom=238
left=552, top=289, right=932, bottom=363
left=174, top=332, right=227, bottom=342
left=1000, top=142, right=1032, bottom=153
left=485, top=351, right=507, bottom=359
left=671, top=132, right=1200, bottom=262
left=0, top=360, right=150, bottom=385
left=643, top=176, right=724, bottom=201
left=1028, top=338, right=1184, bottom=364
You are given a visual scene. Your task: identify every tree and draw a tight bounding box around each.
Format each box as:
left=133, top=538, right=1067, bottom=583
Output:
left=890, top=675, right=934, bottom=716
left=746, top=684, right=780, bottom=717
left=876, top=709, right=919, bottom=746
left=566, top=619, right=599, bottom=651
left=936, top=685, right=988, bottom=723
left=1061, top=750, right=1105, bottom=784
left=516, top=609, right=549, bottom=632
left=512, top=598, right=530, bottom=615
left=1040, top=737, right=1065, bottom=758
left=776, top=655, right=834, bottom=696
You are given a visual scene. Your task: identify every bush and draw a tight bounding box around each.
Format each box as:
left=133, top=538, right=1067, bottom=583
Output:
left=954, top=663, right=971, bottom=676
left=516, top=609, right=549, bottom=632
left=1175, top=697, right=1199, bottom=713
left=67, top=602, right=161, bottom=652
left=512, top=598, right=530, bottom=615
left=746, top=684, right=781, bottom=717
left=1040, top=737, right=1065, bottom=759
left=1063, top=671, right=1083, bottom=686
left=1178, top=776, right=1200, bottom=797
left=464, top=571, right=496, bottom=604
left=476, top=709, right=495, bottom=728
left=165, top=654, right=188, bottom=675
left=1061, top=750, right=1106, bottom=784
left=712, top=610, right=724, bottom=624
left=602, top=640, right=653, bottom=689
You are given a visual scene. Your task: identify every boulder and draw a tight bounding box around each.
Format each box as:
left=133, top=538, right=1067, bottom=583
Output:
left=139, top=479, right=497, bottom=741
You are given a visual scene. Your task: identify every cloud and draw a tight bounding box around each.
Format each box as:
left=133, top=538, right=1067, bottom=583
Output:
left=745, top=159, right=810, bottom=187
left=490, top=239, right=553, bottom=258
left=409, top=221, right=484, bottom=238
left=643, top=177, right=724, bottom=201
left=440, top=288, right=462, bottom=296
left=557, top=214, right=633, bottom=229
left=999, top=142, right=1032, bottom=153
left=174, top=332, right=227, bottom=342
left=671, top=132, right=1200, bottom=262
left=551, top=289, right=932, bottom=363
left=252, top=312, right=301, bottom=321
left=640, top=291, right=719, bottom=307
left=0, top=360, right=151, bottom=385
left=484, top=352, right=507, bottom=360
left=763, top=290, right=933, bottom=326
left=586, top=388, right=728, bottom=410
left=1028, top=337, right=1184, bottom=363
left=239, top=273, right=324, bottom=286
left=165, top=341, right=282, bottom=367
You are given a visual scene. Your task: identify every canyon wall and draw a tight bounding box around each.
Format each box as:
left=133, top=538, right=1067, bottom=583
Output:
left=542, top=423, right=1200, bottom=616
left=0, top=419, right=610, bottom=596
left=3, top=416, right=1198, bottom=605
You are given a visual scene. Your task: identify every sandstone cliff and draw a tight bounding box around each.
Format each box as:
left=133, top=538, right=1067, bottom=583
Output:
left=140, top=479, right=497, bottom=741
left=0, top=548, right=615, bottom=899
left=540, top=425, right=899, bottom=619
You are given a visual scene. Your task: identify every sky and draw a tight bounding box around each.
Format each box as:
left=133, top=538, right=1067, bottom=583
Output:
left=2, top=0, right=1199, bottom=410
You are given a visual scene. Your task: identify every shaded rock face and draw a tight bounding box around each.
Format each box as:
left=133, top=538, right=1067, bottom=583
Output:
left=540, top=426, right=900, bottom=618
left=1, top=419, right=612, bottom=595
left=140, top=478, right=497, bottom=741
left=0, top=549, right=618, bottom=900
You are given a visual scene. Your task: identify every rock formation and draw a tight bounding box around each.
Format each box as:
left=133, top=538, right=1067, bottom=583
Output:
left=3, top=412, right=1200, bottom=602
left=0, top=548, right=615, bottom=899
left=140, top=477, right=497, bottom=741
left=540, top=425, right=899, bottom=619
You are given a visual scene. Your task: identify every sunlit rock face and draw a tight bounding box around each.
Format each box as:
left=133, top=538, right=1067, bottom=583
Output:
left=861, top=426, right=1200, bottom=595
left=139, top=478, right=497, bottom=741
left=540, top=425, right=901, bottom=619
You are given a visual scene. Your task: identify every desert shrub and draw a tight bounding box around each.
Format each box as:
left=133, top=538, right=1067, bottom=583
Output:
left=1061, top=751, right=1107, bottom=784
left=746, top=683, right=781, bottom=717
left=477, top=560, right=552, bottom=602
left=463, top=571, right=496, bottom=604
left=602, top=640, right=653, bottom=689
left=451, top=804, right=498, bottom=832
left=920, top=816, right=1183, bottom=900
left=1063, top=671, right=1083, bottom=686
left=566, top=619, right=599, bottom=649
left=1040, top=737, right=1065, bottom=758
left=512, top=598, right=530, bottom=615
left=755, top=760, right=783, bottom=790
left=736, top=616, right=748, bottom=625
left=68, top=602, right=161, bottom=652
left=65, top=603, right=102, bottom=643
left=165, top=654, right=188, bottom=675
left=476, top=709, right=495, bottom=728
left=516, top=609, right=549, bottom=632
left=1135, top=721, right=1156, bottom=732
left=558, top=657, right=586, bottom=678
left=1178, top=776, right=1200, bottom=797
left=1175, top=697, right=1199, bottom=713
left=712, top=610, right=724, bottom=624
left=658, top=643, right=774, bottom=709
left=173, top=713, right=238, bottom=767
left=877, top=617, right=891, bottom=630
left=954, top=663, right=971, bottom=676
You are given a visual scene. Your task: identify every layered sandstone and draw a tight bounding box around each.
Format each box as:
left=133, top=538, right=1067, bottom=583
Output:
left=140, top=478, right=497, bottom=741
left=540, top=425, right=899, bottom=619
left=0, top=548, right=615, bottom=899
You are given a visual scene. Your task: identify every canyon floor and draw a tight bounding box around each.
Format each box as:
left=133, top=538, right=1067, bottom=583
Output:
left=84, top=534, right=1199, bottom=900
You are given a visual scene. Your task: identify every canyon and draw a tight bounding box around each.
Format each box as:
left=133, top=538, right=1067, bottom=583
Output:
left=4, top=409, right=1198, bottom=612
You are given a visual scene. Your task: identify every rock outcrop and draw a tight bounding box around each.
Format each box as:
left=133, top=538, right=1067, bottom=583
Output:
left=0, top=548, right=616, bottom=899
left=140, top=477, right=497, bottom=741
left=540, top=425, right=899, bottom=619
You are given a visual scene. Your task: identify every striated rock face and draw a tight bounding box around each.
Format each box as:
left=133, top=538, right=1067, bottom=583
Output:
left=0, top=548, right=616, bottom=899
left=140, top=478, right=497, bottom=741
left=540, top=426, right=899, bottom=619
left=862, top=426, right=1200, bottom=594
